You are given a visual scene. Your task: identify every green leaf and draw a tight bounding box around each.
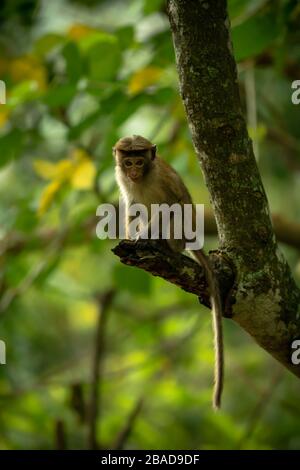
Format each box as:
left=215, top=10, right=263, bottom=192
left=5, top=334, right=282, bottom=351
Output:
left=228, top=0, right=248, bottom=18
left=143, top=0, right=164, bottom=14
left=67, top=108, right=102, bottom=140
left=5, top=256, right=28, bottom=287
left=151, top=87, right=175, bottom=105
left=78, top=30, right=116, bottom=52
left=34, top=33, right=65, bottom=57
left=62, top=41, right=82, bottom=83
left=113, top=265, right=151, bottom=295
left=108, top=94, right=146, bottom=127
left=232, top=11, right=280, bottom=61
left=35, top=255, right=61, bottom=287
left=0, top=129, right=24, bottom=167
left=9, top=81, right=41, bottom=108
left=115, top=26, right=135, bottom=49
left=86, top=40, right=121, bottom=81
left=14, top=204, right=38, bottom=232
left=150, top=31, right=175, bottom=66
left=43, top=84, right=77, bottom=108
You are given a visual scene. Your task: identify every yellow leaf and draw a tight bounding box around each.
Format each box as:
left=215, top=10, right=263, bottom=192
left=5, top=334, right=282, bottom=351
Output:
left=128, top=66, right=163, bottom=95
left=68, top=23, right=97, bottom=40
left=0, top=108, right=9, bottom=128
left=35, top=150, right=95, bottom=215
left=72, top=148, right=89, bottom=162
left=33, top=160, right=57, bottom=180
left=10, top=56, right=47, bottom=90
left=38, top=180, right=61, bottom=216
left=70, top=150, right=96, bottom=189
left=55, top=159, right=74, bottom=180
left=33, top=159, right=73, bottom=181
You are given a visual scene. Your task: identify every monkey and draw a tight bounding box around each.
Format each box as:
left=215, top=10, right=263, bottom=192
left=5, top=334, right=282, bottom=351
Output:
left=113, top=135, right=224, bottom=409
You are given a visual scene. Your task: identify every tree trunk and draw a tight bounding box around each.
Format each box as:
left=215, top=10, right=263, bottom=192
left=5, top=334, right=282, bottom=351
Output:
left=114, top=0, right=300, bottom=379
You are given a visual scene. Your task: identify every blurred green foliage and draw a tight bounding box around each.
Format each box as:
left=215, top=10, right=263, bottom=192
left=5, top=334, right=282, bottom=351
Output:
left=0, top=0, right=300, bottom=450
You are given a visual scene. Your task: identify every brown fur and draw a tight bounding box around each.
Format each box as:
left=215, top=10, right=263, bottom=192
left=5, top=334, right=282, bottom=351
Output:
left=114, top=135, right=224, bottom=409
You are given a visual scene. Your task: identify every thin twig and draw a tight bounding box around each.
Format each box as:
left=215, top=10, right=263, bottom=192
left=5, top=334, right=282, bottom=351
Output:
left=70, top=383, right=86, bottom=424
left=113, top=396, right=144, bottom=450
left=236, top=368, right=283, bottom=449
left=54, top=419, right=67, bottom=450
left=87, top=289, right=115, bottom=450
left=0, top=228, right=68, bottom=315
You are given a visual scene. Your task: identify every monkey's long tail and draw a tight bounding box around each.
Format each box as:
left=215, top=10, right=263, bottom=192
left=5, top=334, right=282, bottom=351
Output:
left=194, top=250, right=224, bottom=410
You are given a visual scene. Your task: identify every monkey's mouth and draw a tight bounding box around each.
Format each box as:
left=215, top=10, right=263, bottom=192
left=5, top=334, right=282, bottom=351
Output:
left=129, top=176, right=141, bottom=182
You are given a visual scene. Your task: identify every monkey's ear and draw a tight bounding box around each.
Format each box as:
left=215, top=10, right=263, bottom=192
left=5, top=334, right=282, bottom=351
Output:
left=112, top=147, right=116, bottom=158
left=151, top=145, right=156, bottom=160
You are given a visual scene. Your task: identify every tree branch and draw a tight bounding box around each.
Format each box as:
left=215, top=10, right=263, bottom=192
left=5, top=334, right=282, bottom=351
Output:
left=1, top=210, right=300, bottom=260
left=112, top=240, right=235, bottom=315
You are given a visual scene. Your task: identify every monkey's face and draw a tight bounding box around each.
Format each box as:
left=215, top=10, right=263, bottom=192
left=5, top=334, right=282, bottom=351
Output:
left=113, top=138, right=156, bottom=183
left=122, top=156, right=146, bottom=182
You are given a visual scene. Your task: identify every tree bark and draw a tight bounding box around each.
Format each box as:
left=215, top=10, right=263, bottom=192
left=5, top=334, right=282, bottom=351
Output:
left=114, top=0, right=300, bottom=379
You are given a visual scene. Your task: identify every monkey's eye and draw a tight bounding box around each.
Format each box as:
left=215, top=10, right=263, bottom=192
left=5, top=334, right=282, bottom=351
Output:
left=135, top=159, right=144, bottom=167
left=124, top=160, right=133, bottom=168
